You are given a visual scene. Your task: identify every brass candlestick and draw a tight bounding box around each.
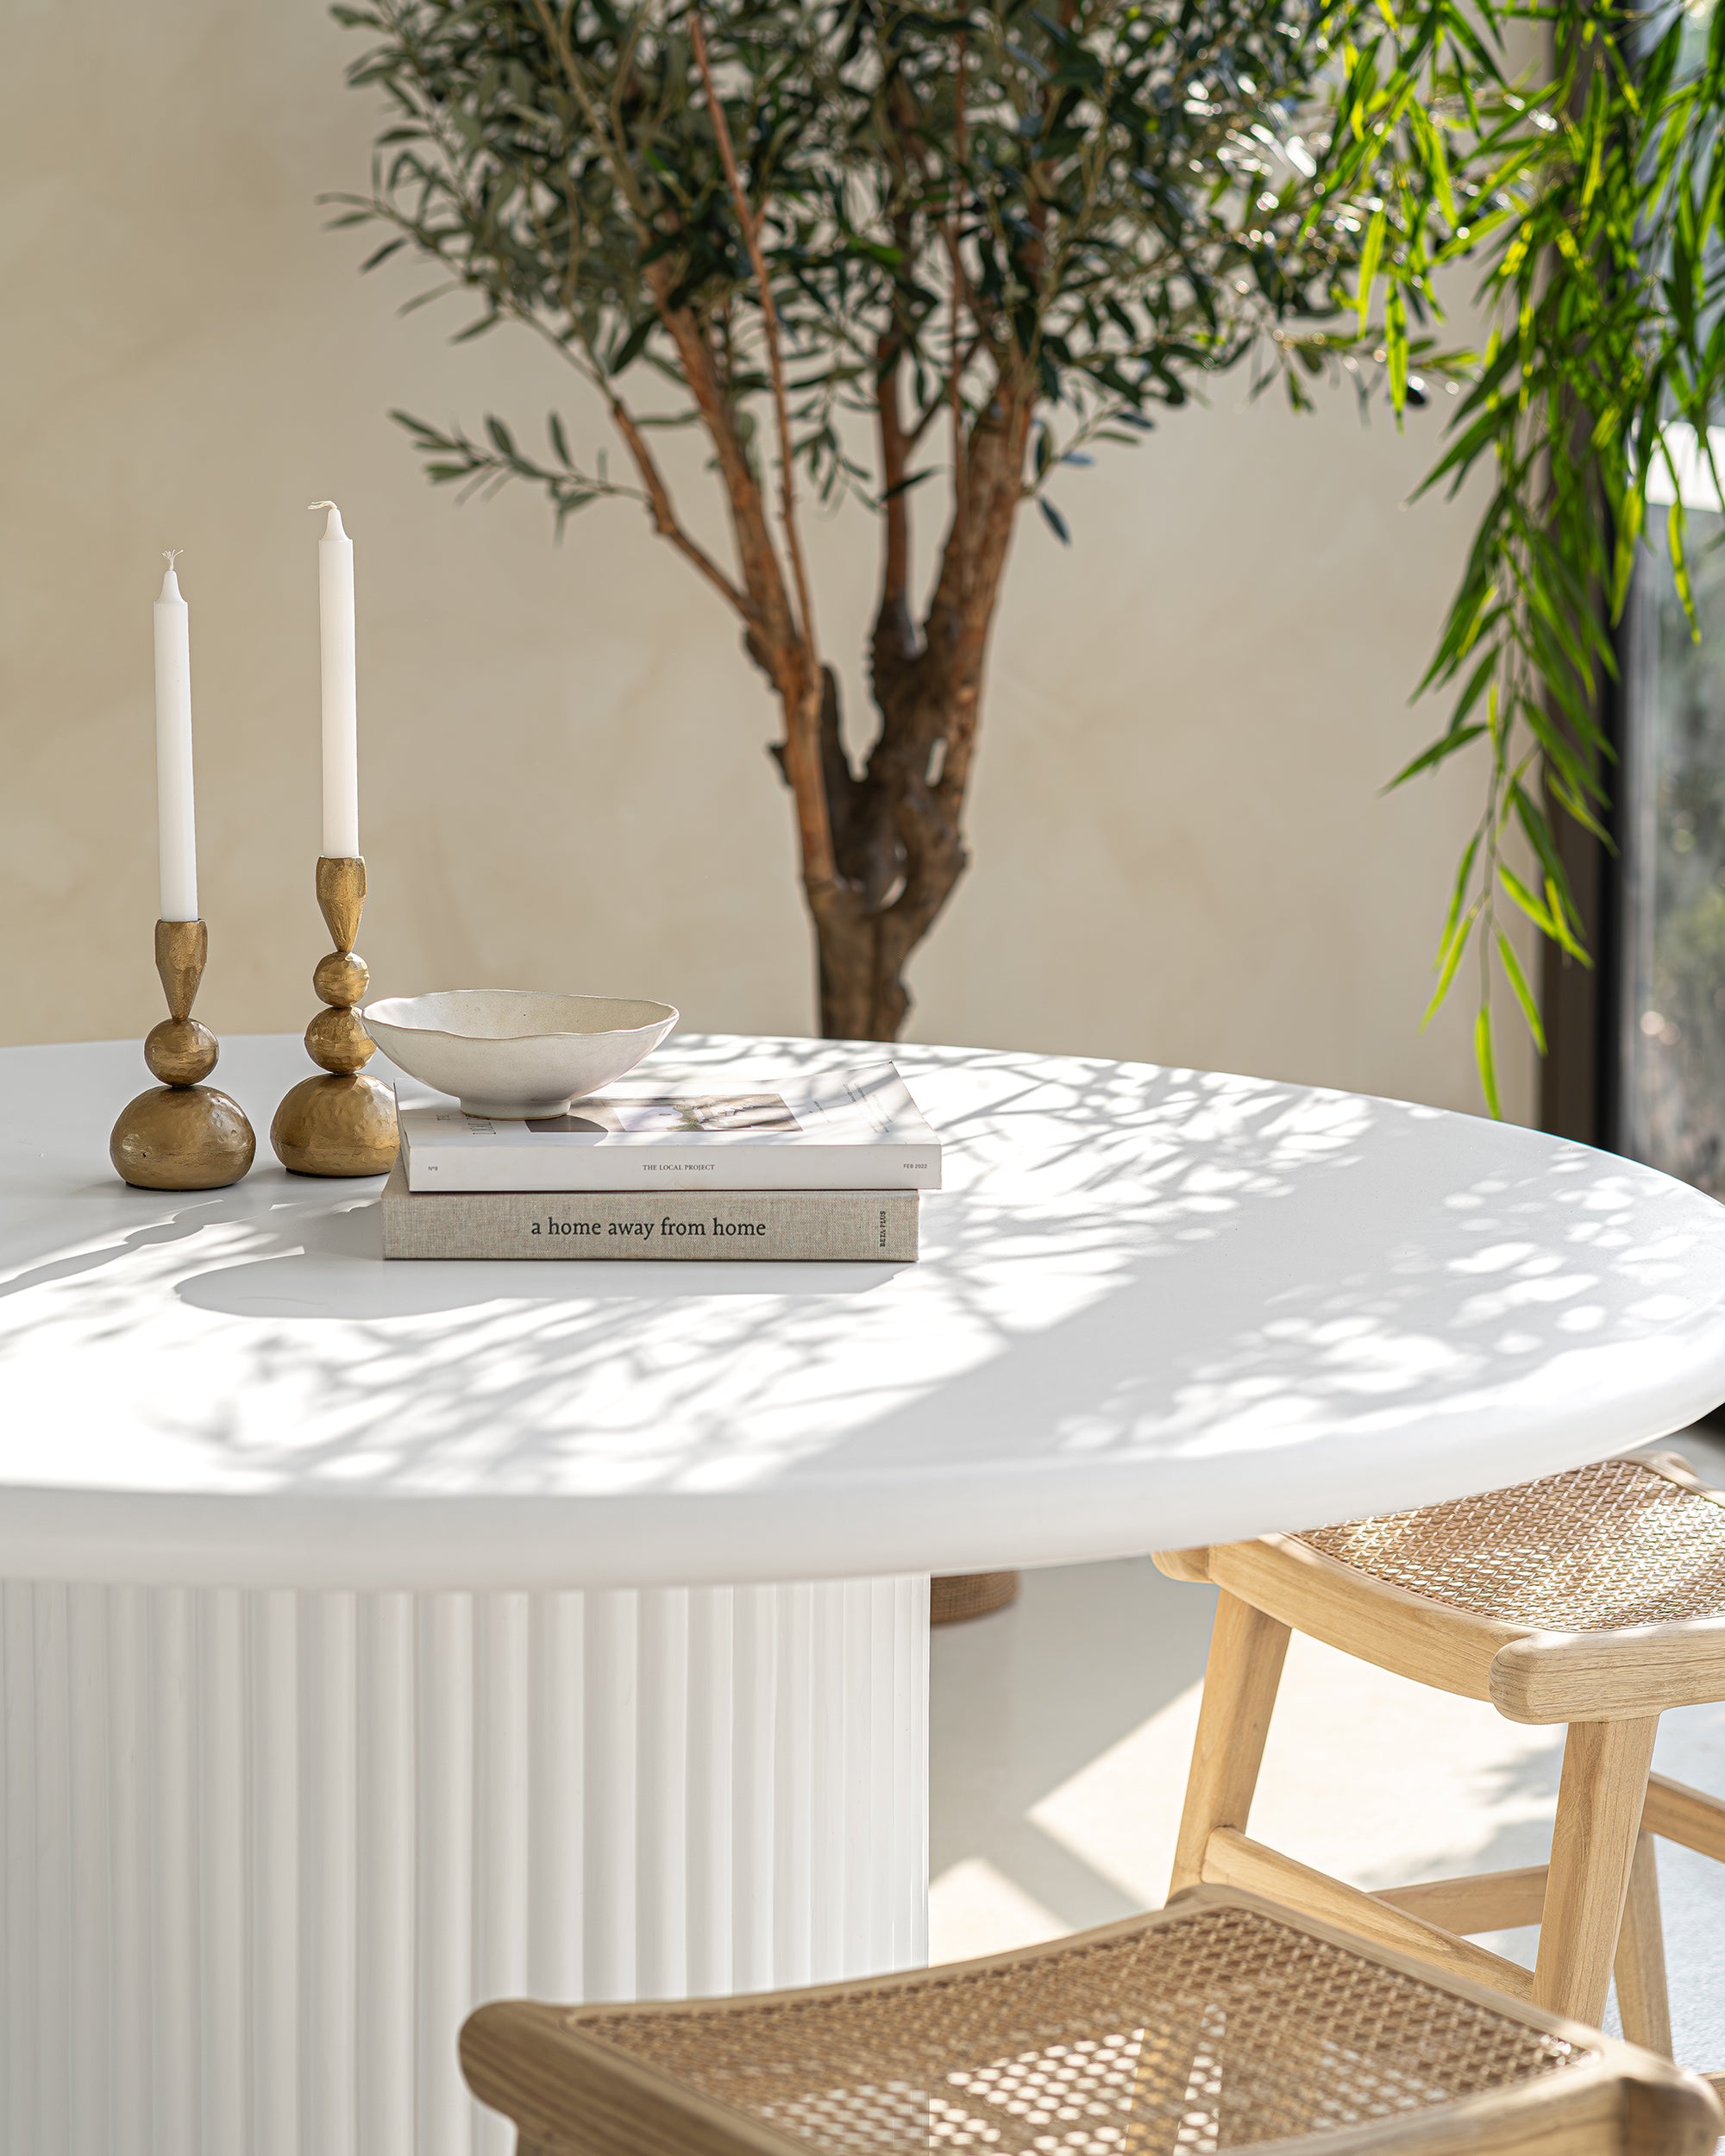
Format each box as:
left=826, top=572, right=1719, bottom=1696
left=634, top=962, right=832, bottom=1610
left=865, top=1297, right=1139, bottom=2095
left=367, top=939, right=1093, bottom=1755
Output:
left=110, top=920, right=257, bottom=1190
left=270, top=856, right=398, bottom=1176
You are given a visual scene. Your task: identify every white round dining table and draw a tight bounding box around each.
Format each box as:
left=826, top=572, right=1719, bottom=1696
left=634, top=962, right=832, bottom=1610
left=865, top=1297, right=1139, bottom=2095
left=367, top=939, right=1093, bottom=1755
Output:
left=6, top=1031, right=1725, bottom=2156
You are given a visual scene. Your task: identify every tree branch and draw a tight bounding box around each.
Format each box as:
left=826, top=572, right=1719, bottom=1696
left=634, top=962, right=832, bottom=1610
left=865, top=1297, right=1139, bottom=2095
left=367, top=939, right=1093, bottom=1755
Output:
left=948, top=28, right=970, bottom=597
left=690, top=12, right=820, bottom=667
left=924, top=367, right=1037, bottom=806
left=876, top=329, right=913, bottom=625
left=528, top=0, right=655, bottom=226
left=643, top=268, right=800, bottom=653
left=605, top=390, right=754, bottom=619
left=492, top=295, right=756, bottom=624
left=904, top=332, right=991, bottom=447
left=688, top=9, right=837, bottom=901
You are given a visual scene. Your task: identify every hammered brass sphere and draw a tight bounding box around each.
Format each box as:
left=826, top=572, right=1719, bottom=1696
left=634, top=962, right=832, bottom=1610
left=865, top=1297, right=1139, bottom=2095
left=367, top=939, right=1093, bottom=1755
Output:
left=313, top=950, right=369, bottom=1008
left=144, top=1016, right=219, bottom=1086
left=305, top=1005, right=374, bottom=1075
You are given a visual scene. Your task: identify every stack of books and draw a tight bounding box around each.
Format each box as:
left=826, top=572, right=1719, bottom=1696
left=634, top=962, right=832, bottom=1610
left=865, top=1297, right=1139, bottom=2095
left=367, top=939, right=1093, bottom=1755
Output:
left=380, top=1061, right=941, bottom=1263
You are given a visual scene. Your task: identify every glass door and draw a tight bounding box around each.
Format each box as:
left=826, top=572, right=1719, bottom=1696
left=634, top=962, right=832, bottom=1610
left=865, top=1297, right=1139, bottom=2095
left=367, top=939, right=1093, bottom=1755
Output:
left=1620, top=448, right=1725, bottom=1191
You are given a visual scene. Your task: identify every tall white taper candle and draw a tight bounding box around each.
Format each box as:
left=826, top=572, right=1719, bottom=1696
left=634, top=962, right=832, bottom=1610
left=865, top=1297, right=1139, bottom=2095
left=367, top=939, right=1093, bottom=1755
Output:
left=154, top=553, right=198, bottom=922
left=310, top=501, right=360, bottom=857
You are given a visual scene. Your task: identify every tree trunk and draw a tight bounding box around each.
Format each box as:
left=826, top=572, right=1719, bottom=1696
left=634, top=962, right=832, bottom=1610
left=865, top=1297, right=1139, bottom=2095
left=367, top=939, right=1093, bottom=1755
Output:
left=810, top=842, right=968, bottom=1044
left=781, top=667, right=975, bottom=1044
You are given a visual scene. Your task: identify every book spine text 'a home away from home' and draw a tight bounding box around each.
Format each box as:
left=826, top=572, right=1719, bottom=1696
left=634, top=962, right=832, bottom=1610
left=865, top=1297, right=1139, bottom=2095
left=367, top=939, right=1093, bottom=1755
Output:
left=382, top=1172, right=919, bottom=1261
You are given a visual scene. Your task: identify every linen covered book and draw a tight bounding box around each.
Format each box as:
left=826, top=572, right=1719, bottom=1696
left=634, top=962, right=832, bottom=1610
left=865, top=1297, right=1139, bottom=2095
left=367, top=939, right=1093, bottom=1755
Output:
left=397, top=1062, right=941, bottom=1193
left=380, top=1169, right=919, bottom=1261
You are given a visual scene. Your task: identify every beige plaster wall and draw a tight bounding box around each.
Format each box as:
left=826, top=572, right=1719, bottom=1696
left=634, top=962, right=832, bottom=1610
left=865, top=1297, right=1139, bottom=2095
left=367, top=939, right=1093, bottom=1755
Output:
left=0, top=0, right=1533, bottom=1121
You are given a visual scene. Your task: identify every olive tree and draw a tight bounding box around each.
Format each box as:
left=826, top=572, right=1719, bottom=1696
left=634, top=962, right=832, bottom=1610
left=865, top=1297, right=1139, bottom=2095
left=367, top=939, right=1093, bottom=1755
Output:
left=328, top=0, right=1392, bottom=1038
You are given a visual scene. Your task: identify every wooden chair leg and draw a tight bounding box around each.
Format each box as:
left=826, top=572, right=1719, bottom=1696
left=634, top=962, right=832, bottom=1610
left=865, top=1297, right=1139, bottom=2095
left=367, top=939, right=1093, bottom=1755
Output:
left=1150, top=1594, right=1289, bottom=2152
left=1532, top=1716, right=1659, bottom=2028
left=1169, top=1592, right=1290, bottom=1896
left=1613, top=1828, right=1672, bottom=2056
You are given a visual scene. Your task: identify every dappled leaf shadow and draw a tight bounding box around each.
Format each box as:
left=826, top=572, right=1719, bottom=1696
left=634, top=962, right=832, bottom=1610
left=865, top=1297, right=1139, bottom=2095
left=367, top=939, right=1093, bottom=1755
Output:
left=4, top=1036, right=1725, bottom=1579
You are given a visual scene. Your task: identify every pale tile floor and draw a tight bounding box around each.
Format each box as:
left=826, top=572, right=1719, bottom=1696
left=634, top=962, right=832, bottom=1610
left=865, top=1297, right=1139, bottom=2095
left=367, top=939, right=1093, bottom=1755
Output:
left=928, top=1431, right=1725, bottom=2075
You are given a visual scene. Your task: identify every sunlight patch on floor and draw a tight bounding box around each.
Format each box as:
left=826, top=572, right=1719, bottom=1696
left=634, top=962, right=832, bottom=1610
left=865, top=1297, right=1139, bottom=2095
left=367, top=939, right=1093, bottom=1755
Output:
left=926, top=1858, right=1069, bottom=1960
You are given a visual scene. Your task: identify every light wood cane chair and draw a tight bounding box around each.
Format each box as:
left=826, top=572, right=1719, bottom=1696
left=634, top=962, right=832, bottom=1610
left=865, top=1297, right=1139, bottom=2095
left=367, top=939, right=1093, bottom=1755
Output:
left=461, top=1887, right=1720, bottom=2155
left=1155, top=1450, right=1725, bottom=2074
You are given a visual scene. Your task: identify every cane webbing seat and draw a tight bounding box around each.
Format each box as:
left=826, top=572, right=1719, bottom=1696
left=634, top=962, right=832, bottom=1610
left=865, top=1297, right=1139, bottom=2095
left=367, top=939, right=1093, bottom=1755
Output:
left=1154, top=1451, right=1725, bottom=2070
left=574, top=1904, right=1575, bottom=2147
left=459, top=1889, right=1721, bottom=2156
left=1160, top=1451, right=1725, bottom=1727
left=1298, top=1454, right=1725, bottom=1633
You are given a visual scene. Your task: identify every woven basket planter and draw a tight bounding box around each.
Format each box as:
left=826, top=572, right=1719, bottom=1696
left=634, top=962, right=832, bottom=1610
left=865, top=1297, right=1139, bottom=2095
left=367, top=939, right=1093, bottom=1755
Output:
left=930, top=1570, right=1019, bottom=1625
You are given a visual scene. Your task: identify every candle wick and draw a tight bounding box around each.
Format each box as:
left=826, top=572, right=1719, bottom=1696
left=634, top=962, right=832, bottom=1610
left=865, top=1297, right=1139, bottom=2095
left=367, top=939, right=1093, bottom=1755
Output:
left=307, top=502, right=336, bottom=512
left=162, top=548, right=183, bottom=569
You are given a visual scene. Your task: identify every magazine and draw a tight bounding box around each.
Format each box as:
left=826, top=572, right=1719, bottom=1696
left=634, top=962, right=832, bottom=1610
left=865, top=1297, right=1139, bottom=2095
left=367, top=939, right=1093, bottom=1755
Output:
left=398, top=1062, right=942, bottom=1192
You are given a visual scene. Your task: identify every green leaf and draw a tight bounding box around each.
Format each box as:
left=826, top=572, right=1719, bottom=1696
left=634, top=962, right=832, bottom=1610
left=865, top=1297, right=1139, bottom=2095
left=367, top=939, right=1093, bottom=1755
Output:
left=1438, top=828, right=1484, bottom=959
left=1496, top=863, right=1555, bottom=938
left=1423, top=899, right=1479, bottom=1027
left=1496, top=929, right=1546, bottom=1056
left=1354, top=209, right=1387, bottom=331
left=1387, top=722, right=1486, bottom=790
left=1475, top=1004, right=1502, bottom=1120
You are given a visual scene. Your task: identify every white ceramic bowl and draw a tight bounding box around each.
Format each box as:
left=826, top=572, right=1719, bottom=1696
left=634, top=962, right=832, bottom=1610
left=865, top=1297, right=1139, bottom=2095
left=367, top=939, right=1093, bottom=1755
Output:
left=361, top=990, right=678, bottom=1119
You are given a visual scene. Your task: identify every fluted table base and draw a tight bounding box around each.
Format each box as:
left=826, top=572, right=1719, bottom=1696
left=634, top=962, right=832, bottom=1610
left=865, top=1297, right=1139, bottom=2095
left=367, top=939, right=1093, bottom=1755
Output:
left=1, top=1575, right=930, bottom=2156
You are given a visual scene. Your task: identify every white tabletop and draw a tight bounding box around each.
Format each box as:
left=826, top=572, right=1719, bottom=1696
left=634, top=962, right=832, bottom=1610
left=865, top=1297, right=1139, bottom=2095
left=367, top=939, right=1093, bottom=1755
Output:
left=3, top=1032, right=1725, bottom=1591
